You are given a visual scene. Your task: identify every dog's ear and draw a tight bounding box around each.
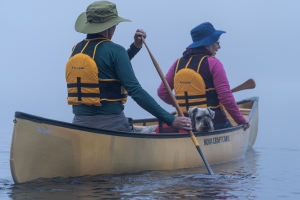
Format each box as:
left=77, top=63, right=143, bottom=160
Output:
left=207, top=107, right=215, bottom=119
left=188, top=107, right=198, bottom=127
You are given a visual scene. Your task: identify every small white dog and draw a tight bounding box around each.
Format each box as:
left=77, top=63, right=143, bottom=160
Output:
left=188, top=107, right=215, bottom=132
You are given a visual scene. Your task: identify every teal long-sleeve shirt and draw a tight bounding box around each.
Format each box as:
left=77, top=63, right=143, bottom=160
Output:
left=72, top=34, right=175, bottom=126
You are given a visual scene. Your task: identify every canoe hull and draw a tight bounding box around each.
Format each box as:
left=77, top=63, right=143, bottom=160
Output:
left=10, top=97, right=259, bottom=183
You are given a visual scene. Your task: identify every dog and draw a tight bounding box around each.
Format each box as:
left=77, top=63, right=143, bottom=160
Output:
left=188, top=107, right=215, bottom=132
left=133, top=125, right=158, bottom=134
left=134, top=107, right=215, bottom=133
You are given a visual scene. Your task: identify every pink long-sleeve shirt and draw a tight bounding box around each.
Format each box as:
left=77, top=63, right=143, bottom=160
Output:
left=157, top=57, right=246, bottom=125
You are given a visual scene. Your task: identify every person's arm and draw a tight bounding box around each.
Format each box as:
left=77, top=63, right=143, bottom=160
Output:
left=208, top=57, right=246, bottom=125
left=115, top=46, right=191, bottom=130
left=126, top=29, right=147, bottom=60
left=157, top=60, right=178, bottom=107
left=127, top=43, right=141, bottom=60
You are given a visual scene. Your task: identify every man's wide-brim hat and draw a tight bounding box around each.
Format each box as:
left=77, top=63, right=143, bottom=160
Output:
left=187, top=22, right=226, bottom=49
left=75, top=1, right=131, bottom=34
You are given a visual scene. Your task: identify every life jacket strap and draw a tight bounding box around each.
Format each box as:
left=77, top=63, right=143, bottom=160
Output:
left=184, top=91, right=189, bottom=112
left=176, top=90, right=221, bottom=110
left=68, top=93, right=101, bottom=98
left=77, top=77, right=82, bottom=101
left=68, top=93, right=127, bottom=99
left=177, top=91, right=208, bottom=111
left=175, top=57, right=182, bottom=74
left=67, top=77, right=128, bottom=102
left=69, top=38, right=111, bottom=59
left=197, top=56, right=208, bottom=73
left=178, top=101, right=208, bottom=108
left=176, top=94, right=206, bottom=100
left=67, top=83, right=100, bottom=88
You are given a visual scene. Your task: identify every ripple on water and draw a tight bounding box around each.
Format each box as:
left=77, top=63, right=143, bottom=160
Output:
left=8, top=170, right=257, bottom=199
left=1, top=148, right=297, bottom=199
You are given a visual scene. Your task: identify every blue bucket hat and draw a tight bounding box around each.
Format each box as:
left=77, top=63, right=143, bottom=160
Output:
left=187, top=22, right=226, bottom=49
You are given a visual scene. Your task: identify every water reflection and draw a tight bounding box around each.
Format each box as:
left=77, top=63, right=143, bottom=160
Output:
left=8, top=149, right=260, bottom=199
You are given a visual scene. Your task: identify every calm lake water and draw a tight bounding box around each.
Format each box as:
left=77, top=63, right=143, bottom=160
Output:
left=0, top=121, right=300, bottom=200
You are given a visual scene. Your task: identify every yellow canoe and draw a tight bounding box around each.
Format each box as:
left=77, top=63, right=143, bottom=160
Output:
left=10, top=97, right=258, bottom=183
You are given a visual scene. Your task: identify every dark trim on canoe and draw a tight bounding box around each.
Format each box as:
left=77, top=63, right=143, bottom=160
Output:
left=14, top=96, right=259, bottom=139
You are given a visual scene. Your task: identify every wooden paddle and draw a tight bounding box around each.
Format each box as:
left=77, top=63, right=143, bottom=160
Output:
left=169, top=79, right=256, bottom=115
left=142, top=38, right=214, bottom=175
left=231, top=79, right=256, bottom=93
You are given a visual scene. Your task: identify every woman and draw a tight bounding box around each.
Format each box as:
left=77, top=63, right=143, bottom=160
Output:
left=157, top=22, right=250, bottom=130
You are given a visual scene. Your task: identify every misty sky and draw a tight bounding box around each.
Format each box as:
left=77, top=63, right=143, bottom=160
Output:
left=0, top=0, right=299, bottom=149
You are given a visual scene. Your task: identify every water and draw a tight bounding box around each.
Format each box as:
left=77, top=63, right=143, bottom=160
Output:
left=1, top=129, right=300, bottom=200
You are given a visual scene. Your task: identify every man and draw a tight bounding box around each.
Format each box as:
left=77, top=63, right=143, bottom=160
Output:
left=66, top=1, right=192, bottom=132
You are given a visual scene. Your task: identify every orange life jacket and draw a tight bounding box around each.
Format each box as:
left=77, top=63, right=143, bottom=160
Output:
left=65, top=37, right=127, bottom=106
left=174, top=54, right=224, bottom=114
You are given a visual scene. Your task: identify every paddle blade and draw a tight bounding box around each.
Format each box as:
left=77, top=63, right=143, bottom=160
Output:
left=231, top=78, right=256, bottom=93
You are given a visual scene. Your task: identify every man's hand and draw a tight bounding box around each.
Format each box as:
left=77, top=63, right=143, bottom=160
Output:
left=244, top=119, right=250, bottom=131
left=134, top=29, right=147, bottom=48
left=171, top=116, right=193, bottom=131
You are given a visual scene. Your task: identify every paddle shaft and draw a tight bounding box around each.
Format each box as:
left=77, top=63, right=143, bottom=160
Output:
left=142, top=38, right=214, bottom=175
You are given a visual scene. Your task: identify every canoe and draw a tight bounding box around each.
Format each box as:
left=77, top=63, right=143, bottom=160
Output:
left=10, top=96, right=259, bottom=184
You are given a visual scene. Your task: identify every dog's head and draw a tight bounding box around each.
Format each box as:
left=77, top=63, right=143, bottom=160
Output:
left=188, top=107, right=215, bottom=132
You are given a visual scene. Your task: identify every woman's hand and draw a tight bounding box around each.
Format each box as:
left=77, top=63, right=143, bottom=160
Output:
left=171, top=116, right=192, bottom=131
left=244, top=119, right=250, bottom=131
left=134, top=29, right=147, bottom=48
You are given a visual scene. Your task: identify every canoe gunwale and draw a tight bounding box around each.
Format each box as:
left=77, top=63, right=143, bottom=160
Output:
left=237, top=96, right=258, bottom=121
left=13, top=96, right=259, bottom=139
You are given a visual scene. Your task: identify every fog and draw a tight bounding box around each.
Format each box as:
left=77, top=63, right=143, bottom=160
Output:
left=0, top=0, right=299, bottom=149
